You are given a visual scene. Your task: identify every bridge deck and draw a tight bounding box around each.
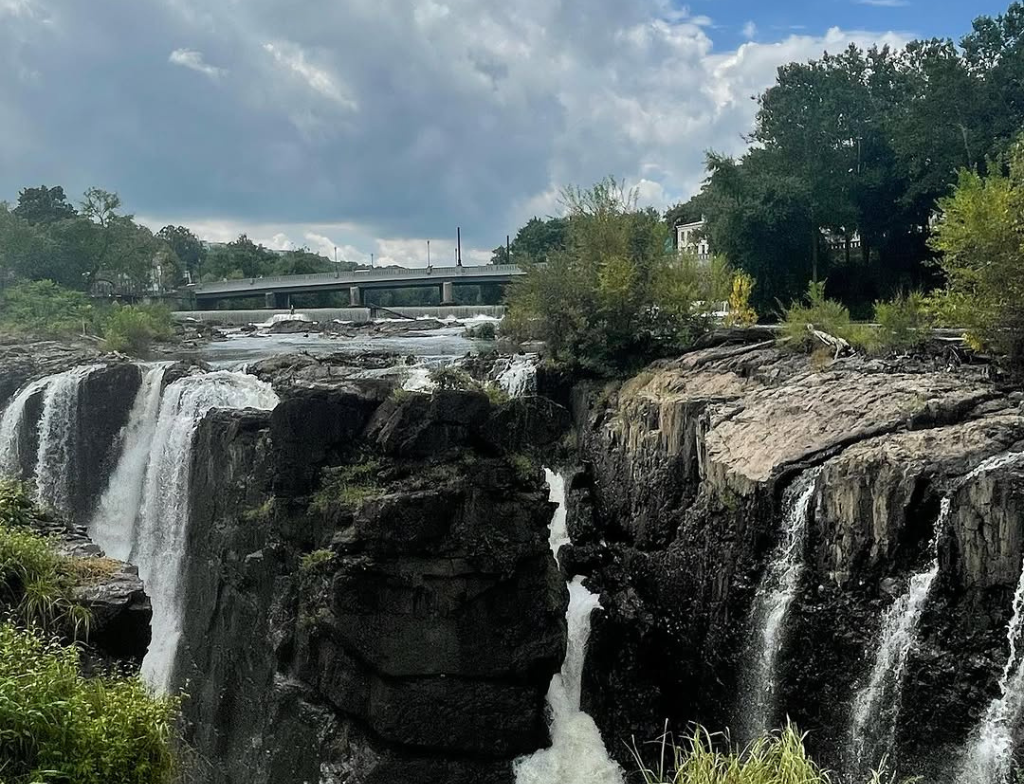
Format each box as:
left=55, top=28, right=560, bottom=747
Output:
left=191, top=264, right=524, bottom=300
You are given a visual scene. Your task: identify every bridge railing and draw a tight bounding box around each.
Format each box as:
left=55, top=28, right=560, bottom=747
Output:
left=192, top=264, right=524, bottom=293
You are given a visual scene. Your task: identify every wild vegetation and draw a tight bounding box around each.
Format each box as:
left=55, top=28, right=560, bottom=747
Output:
left=669, top=3, right=1024, bottom=315
left=503, top=179, right=735, bottom=374
left=632, top=725, right=891, bottom=784
left=0, top=482, right=179, bottom=784
left=0, top=280, right=175, bottom=356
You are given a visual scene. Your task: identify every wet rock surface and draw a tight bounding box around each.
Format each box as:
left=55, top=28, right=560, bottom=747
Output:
left=176, top=386, right=571, bottom=784
left=568, top=345, right=1024, bottom=779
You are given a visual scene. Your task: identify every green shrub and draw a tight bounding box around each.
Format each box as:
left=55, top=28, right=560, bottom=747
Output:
left=929, top=138, right=1024, bottom=360
left=503, top=178, right=717, bottom=375
left=781, top=281, right=868, bottom=353
left=464, top=322, right=497, bottom=341
left=509, top=453, right=538, bottom=483
left=310, top=459, right=383, bottom=515
left=725, top=272, right=759, bottom=327
left=0, top=518, right=89, bottom=635
left=102, top=305, right=174, bottom=356
left=428, top=366, right=478, bottom=391
left=632, top=723, right=891, bottom=784
left=0, top=623, right=179, bottom=784
left=873, top=292, right=931, bottom=353
left=484, top=384, right=510, bottom=406
left=0, top=480, right=33, bottom=528
left=0, top=280, right=94, bottom=338
left=299, top=549, right=334, bottom=574
left=0, top=482, right=180, bottom=783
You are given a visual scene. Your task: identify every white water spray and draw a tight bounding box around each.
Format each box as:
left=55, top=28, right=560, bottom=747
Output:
left=740, top=467, right=822, bottom=742
left=852, top=451, right=1024, bottom=776
left=495, top=354, right=538, bottom=398
left=513, top=469, right=624, bottom=784
left=0, top=376, right=53, bottom=477
left=88, top=364, right=170, bottom=561
left=33, top=365, right=100, bottom=515
left=957, top=451, right=1024, bottom=784
left=848, top=500, right=946, bottom=776
left=131, top=371, right=279, bottom=692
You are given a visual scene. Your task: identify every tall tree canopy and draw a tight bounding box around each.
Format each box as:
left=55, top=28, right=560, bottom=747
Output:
left=687, top=2, right=1024, bottom=314
left=491, top=216, right=568, bottom=264
left=12, top=186, right=77, bottom=225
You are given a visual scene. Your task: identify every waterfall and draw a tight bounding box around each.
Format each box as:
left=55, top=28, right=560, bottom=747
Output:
left=33, top=365, right=101, bottom=516
left=739, top=467, right=822, bottom=743
left=0, top=376, right=53, bottom=477
left=957, top=451, right=1024, bottom=784
left=847, top=500, right=946, bottom=776
left=88, top=364, right=170, bottom=561
left=494, top=354, right=538, bottom=398
left=513, top=469, right=624, bottom=784
left=130, top=371, right=279, bottom=692
left=851, top=451, right=1024, bottom=777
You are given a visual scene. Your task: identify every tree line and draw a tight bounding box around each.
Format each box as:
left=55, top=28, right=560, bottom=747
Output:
left=504, top=1, right=1024, bottom=369
left=668, top=2, right=1024, bottom=314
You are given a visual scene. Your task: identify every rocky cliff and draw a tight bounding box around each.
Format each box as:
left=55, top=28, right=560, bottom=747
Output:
left=565, top=344, right=1024, bottom=780
left=175, top=384, right=570, bottom=784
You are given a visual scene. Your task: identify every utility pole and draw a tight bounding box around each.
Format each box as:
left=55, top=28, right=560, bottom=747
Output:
left=427, top=240, right=431, bottom=267
left=506, top=235, right=510, bottom=265
left=456, top=227, right=462, bottom=267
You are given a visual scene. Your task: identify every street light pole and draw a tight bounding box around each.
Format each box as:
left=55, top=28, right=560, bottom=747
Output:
left=427, top=240, right=431, bottom=267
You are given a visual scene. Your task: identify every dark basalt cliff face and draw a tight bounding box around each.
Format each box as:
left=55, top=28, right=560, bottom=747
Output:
left=564, top=344, right=1024, bottom=780
left=175, top=386, right=569, bottom=784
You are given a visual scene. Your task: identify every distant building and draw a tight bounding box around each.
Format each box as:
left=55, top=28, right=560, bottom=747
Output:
left=675, top=219, right=711, bottom=261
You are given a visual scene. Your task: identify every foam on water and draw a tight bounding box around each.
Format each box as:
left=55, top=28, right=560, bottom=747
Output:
left=33, top=365, right=101, bottom=515
left=0, top=376, right=53, bottom=477
left=131, top=371, right=279, bottom=692
left=739, top=466, right=822, bottom=743
left=88, top=364, right=170, bottom=561
left=513, top=470, right=624, bottom=784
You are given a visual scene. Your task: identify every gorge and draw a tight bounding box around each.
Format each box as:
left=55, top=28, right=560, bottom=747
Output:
left=1, top=337, right=1024, bottom=783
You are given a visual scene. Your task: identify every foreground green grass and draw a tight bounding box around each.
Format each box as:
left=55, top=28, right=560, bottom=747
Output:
left=632, top=724, right=896, bottom=784
left=0, top=481, right=180, bottom=784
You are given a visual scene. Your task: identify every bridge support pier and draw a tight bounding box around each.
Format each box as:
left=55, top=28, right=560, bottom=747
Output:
left=441, top=281, right=454, bottom=305
left=266, top=292, right=290, bottom=309
left=349, top=286, right=362, bottom=307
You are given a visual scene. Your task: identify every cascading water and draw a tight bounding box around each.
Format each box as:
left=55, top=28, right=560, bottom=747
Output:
left=0, top=376, right=53, bottom=477
left=847, top=499, right=946, bottom=777
left=88, top=364, right=170, bottom=561
left=494, top=354, right=538, bottom=398
left=129, top=371, right=279, bottom=692
left=33, top=365, right=101, bottom=515
left=739, top=466, right=822, bottom=743
left=956, top=452, right=1024, bottom=784
left=851, top=451, right=1024, bottom=777
left=513, top=469, right=624, bottom=784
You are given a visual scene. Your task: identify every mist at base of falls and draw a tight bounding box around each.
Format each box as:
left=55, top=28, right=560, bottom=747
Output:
left=513, top=470, right=624, bottom=784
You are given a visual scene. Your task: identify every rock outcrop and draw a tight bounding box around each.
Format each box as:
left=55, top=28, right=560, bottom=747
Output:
left=175, top=387, right=570, bottom=784
left=32, top=514, right=152, bottom=666
left=566, top=344, right=1024, bottom=780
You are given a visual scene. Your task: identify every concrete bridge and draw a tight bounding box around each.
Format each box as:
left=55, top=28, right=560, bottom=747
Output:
left=187, top=264, right=525, bottom=308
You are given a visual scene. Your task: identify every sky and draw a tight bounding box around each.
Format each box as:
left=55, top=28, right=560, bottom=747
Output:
left=0, top=0, right=1013, bottom=267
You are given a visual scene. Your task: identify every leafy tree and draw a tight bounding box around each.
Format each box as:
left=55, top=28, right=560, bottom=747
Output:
left=157, top=225, right=205, bottom=276
left=12, top=185, right=77, bottom=224
left=0, top=280, right=94, bottom=337
left=929, top=138, right=1024, bottom=359
left=102, top=305, right=175, bottom=356
left=699, top=151, right=815, bottom=311
left=504, top=178, right=715, bottom=373
left=491, top=216, right=568, bottom=264
left=664, top=194, right=707, bottom=230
